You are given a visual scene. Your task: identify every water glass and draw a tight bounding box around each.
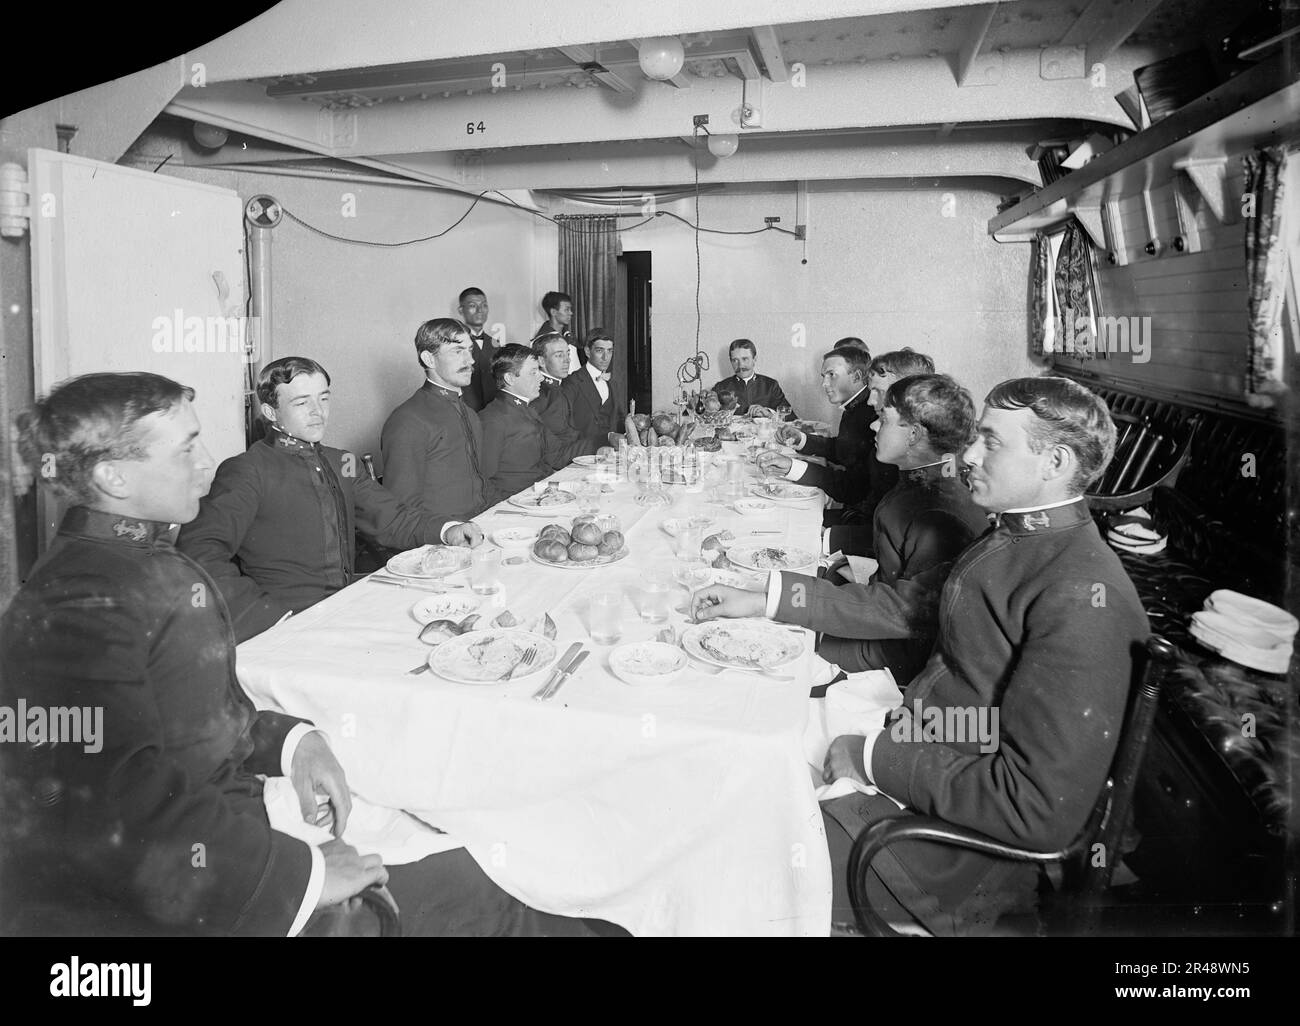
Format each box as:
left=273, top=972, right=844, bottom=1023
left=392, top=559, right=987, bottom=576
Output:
left=590, top=590, right=624, bottom=645
left=726, top=458, right=748, bottom=499
left=675, top=523, right=705, bottom=566
left=638, top=570, right=673, bottom=624
left=470, top=546, right=502, bottom=594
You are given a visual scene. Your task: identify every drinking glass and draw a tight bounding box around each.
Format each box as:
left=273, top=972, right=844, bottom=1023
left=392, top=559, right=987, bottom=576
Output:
left=590, top=590, right=624, bottom=645
left=675, top=523, right=705, bottom=566
left=638, top=570, right=673, bottom=624
left=470, top=546, right=502, bottom=594
left=726, top=458, right=748, bottom=499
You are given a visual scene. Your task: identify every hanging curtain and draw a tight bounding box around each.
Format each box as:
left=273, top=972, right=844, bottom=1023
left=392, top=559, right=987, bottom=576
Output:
left=558, top=214, right=624, bottom=406
left=1053, top=218, right=1103, bottom=361
left=1243, top=146, right=1289, bottom=408
left=0, top=348, right=19, bottom=606
left=1030, top=231, right=1052, bottom=357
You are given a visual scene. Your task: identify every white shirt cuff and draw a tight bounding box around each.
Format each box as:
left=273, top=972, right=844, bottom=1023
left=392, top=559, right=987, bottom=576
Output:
left=439, top=520, right=464, bottom=543
left=280, top=723, right=326, bottom=778
left=821, top=531, right=834, bottom=557
left=786, top=460, right=808, bottom=482
left=764, top=571, right=783, bottom=619
left=288, top=842, right=326, bottom=936
left=861, top=727, right=886, bottom=785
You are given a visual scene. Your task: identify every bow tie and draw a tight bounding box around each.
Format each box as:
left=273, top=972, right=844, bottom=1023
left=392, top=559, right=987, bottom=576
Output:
left=594, top=371, right=611, bottom=383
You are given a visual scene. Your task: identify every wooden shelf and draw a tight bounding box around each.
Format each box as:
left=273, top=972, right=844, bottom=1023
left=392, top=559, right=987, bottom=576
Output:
left=989, top=57, right=1298, bottom=239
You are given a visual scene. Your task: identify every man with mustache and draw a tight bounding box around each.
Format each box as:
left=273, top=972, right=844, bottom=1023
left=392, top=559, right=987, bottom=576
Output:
left=698, top=376, right=1148, bottom=934
left=179, top=357, right=482, bottom=643
left=381, top=318, right=491, bottom=521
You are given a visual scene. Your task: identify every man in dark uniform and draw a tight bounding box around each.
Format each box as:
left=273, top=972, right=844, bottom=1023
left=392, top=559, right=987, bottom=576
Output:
left=177, top=357, right=482, bottom=642
left=561, top=327, right=625, bottom=454
left=698, top=376, right=1149, bottom=935
left=381, top=318, right=490, bottom=521
left=458, top=287, right=499, bottom=412
left=480, top=344, right=575, bottom=499
left=768, top=347, right=934, bottom=540
left=698, top=373, right=987, bottom=688
left=1, top=372, right=615, bottom=936
left=530, top=332, right=590, bottom=459
left=711, top=339, right=795, bottom=418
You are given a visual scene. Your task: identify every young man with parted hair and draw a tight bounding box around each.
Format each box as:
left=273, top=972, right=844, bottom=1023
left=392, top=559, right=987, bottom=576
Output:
left=711, top=339, right=795, bottom=418
left=457, top=286, right=499, bottom=412
left=178, top=356, right=481, bottom=643
left=479, top=343, right=586, bottom=499
left=561, top=326, right=626, bottom=454
left=381, top=318, right=491, bottom=522
left=1, top=371, right=621, bottom=938
left=530, top=331, right=590, bottom=458
left=699, top=375, right=1149, bottom=935
left=531, top=290, right=581, bottom=373
left=697, top=373, right=987, bottom=687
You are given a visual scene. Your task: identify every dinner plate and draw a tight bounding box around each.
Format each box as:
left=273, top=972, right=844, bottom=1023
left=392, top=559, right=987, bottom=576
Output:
left=733, top=498, right=774, bottom=516
left=492, top=526, right=541, bottom=549
left=609, top=641, right=688, bottom=686
left=428, top=630, right=557, bottom=684
left=508, top=487, right=576, bottom=511
left=571, top=455, right=600, bottom=467
left=661, top=515, right=716, bottom=537
left=727, top=544, right=817, bottom=573
left=530, top=546, right=630, bottom=569
left=681, top=619, right=805, bottom=670
left=410, top=594, right=480, bottom=625
left=672, top=565, right=766, bottom=591
left=385, top=545, right=473, bottom=579
left=750, top=482, right=818, bottom=502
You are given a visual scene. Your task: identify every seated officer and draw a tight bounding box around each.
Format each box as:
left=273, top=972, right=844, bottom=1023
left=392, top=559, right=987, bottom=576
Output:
left=1, top=372, right=615, bottom=936
left=697, top=374, right=987, bottom=687
left=178, top=357, right=482, bottom=643
left=712, top=339, right=795, bottom=418
left=530, top=332, right=590, bottom=459
left=698, top=376, right=1149, bottom=934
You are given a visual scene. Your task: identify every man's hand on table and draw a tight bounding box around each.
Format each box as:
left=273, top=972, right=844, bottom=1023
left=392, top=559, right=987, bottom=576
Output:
left=756, top=452, right=793, bottom=477
left=317, top=838, right=389, bottom=910
left=691, top=584, right=766, bottom=622
left=775, top=423, right=805, bottom=448
left=291, top=731, right=353, bottom=839
left=444, top=523, right=484, bottom=548
left=823, top=735, right=869, bottom=788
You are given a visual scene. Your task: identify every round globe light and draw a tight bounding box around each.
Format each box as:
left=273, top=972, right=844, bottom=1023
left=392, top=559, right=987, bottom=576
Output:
left=192, top=122, right=229, bottom=150
left=707, top=133, right=739, bottom=158
left=638, top=37, right=685, bottom=80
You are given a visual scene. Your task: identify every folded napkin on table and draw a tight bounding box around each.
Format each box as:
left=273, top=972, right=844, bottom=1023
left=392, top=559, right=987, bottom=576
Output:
left=802, top=670, right=906, bottom=808
left=262, top=776, right=460, bottom=865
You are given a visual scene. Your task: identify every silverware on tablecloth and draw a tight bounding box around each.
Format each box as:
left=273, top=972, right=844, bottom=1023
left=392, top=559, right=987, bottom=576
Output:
left=532, top=642, right=582, bottom=699
left=540, top=650, right=588, bottom=701
left=368, top=574, right=464, bottom=592
left=498, top=642, right=539, bottom=682
left=407, top=662, right=431, bottom=675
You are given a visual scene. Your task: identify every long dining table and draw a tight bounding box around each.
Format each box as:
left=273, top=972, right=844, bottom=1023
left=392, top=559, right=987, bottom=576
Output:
left=236, top=443, right=836, bottom=936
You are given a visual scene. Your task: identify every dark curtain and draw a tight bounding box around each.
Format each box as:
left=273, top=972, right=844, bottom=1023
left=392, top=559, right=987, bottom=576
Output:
left=0, top=352, right=19, bottom=606
left=1030, top=231, right=1051, bottom=357
left=558, top=215, right=625, bottom=409
left=1243, top=146, right=1289, bottom=408
left=1053, top=219, right=1103, bottom=361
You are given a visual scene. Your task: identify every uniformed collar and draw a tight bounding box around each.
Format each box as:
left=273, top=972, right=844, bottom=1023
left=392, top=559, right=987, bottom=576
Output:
left=60, top=505, right=178, bottom=547
left=993, top=497, right=1090, bottom=534
left=501, top=389, right=534, bottom=407
left=900, top=458, right=953, bottom=486
left=266, top=426, right=321, bottom=453
left=540, top=372, right=564, bottom=386
left=735, top=371, right=756, bottom=384
left=422, top=378, right=464, bottom=402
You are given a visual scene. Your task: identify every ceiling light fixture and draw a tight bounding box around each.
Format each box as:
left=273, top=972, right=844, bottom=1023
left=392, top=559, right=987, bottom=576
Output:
left=638, top=36, right=685, bottom=80
left=707, top=133, right=739, bottom=158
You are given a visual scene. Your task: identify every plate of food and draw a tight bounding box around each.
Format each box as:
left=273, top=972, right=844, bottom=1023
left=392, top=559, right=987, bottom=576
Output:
left=681, top=619, right=805, bottom=670
left=660, top=515, right=716, bottom=537
left=508, top=483, right=576, bottom=511
left=571, top=454, right=600, bottom=468
left=727, top=544, right=817, bottom=573
left=492, top=526, right=541, bottom=549
left=733, top=498, right=774, bottom=516
left=409, top=593, right=480, bottom=625
left=385, top=544, right=473, bottom=579
left=751, top=481, right=819, bottom=502
left=531, top=520, right=628, bottom=567
left=609, top=641, right=689, bottom=686
left=428, top=630, right=557, bottom=684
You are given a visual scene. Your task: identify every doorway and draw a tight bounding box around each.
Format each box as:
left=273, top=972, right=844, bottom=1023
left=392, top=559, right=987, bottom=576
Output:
left=617, top=251, right=652, bottom=413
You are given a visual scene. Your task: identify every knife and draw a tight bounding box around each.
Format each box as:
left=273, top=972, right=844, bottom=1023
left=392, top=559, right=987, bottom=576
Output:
left=532, top=642, right=582, bottom=700
left=540, top=650, right=588, bottom=701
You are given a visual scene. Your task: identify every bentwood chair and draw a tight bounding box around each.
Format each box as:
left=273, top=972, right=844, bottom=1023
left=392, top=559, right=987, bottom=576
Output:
left=846, top=634, right=1178, bottom=937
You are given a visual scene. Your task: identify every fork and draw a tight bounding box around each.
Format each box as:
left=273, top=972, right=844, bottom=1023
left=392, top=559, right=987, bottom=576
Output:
left=498, top=643, right=539, bottom=682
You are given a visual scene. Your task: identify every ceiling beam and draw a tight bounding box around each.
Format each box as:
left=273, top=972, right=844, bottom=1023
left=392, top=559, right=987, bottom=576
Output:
left=955, top=3, right=1001, bottom=87
left=732, top=48, right=762, bottom=82
left=750, top=26, right=788, bottom=83
left=1061, top=0, right=1168, bottom=70
left=185, top=0, right=1007, bottom=84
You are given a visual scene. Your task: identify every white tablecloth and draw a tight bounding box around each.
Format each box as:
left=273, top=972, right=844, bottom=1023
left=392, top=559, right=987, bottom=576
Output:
left=237, top=451, right=833, bottom=936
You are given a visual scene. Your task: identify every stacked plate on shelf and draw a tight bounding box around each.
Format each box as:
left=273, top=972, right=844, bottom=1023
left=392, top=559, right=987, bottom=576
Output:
left=1189, top=590, right=1296, bottom=675
left=1106, top=507, right=1167, bottom=555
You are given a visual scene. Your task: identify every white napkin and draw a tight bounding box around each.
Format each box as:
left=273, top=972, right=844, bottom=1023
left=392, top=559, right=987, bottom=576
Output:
left=803, top=670, right=906, bottom=808
left=262, top=777, right=461, bottom=865
left=845, top=555, right=879, bottom=584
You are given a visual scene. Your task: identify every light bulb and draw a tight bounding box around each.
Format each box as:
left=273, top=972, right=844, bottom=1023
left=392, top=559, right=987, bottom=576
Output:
left=638, top=37, right=685, bottom=80
left=707, top=133, right=739, bottom=158
left=192, top=122, right=229, bottom=150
